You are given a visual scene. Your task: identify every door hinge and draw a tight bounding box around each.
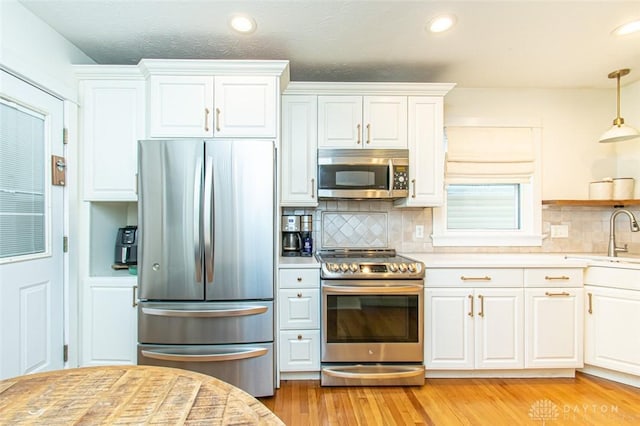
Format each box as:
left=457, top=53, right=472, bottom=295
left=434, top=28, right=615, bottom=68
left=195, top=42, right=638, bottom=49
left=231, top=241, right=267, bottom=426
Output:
left=63, top=344, right=69, bottom=362
left=63, top=128, right=69, bottom=144
left=63, top=236, right=68, bottom=253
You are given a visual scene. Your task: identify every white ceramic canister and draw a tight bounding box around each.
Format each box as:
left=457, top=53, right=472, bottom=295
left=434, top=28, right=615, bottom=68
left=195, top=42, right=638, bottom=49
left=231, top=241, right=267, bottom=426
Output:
left=589, top=180, right=613, bottom=200
left=612, top=178, right=634, bottom=200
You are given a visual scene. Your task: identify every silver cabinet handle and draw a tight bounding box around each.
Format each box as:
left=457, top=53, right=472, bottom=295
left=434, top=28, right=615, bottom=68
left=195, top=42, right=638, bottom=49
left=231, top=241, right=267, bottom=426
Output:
left=411, top=179, right=416, bottom=198
left=141, top=347, right=268, bottom=363
left=215, top=107, right=221, bottom=132
left=204, top=108, right=210, bottom=132
left=366, top=123, right=371, bottom=144
left=478, top=295, right=485, bottom=317
left=141, top=305, right=268, bottom=318
left=545, top=275, right=570, bottom=281
left=588, top=292, right=593, bottom=314
left=132, top=285, right=138, bottom=308
left=357, top=124, right=361, bottom=144
left=461, top=276, right=492, bottom=281
left=468, top=294, right=474, bottom=317
left=545, top=291, right=570, bottom=297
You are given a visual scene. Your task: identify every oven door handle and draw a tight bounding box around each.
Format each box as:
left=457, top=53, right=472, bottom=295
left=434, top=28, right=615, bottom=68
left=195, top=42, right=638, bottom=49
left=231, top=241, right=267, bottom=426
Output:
left=322, top=284, right=421, bottom=294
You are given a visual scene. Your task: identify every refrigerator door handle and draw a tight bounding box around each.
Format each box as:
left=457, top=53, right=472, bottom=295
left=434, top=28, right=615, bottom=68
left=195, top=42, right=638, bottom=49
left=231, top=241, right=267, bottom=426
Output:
left=141, top=347, right=268, bottom=362
left=194, top=157, right=203, bottom=283
left=141, top=305, right=268, bottom=318
left=203, top=156, right=214, bottom=283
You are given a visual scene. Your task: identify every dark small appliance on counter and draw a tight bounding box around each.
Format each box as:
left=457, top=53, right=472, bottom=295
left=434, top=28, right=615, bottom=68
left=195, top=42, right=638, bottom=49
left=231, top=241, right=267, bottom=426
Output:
left=114, top=225, right=138, bottom=265
left=281, top=215, right=302, bottom=256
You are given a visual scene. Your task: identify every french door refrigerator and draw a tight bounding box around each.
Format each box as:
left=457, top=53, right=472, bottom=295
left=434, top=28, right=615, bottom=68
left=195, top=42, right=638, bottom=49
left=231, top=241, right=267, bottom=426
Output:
left=136, top=139, right=275, bottom=397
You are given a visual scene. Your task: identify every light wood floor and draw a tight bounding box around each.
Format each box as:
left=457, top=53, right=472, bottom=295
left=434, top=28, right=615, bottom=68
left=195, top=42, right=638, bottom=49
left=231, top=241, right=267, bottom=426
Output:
left=259, top=373, right=640, bottom=425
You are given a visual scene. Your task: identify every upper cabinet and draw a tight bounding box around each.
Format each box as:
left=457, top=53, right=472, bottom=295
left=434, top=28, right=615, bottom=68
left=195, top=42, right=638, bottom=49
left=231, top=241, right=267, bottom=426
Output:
left=281, top=95, right=318, bottom=207
left=317, top=95, right=407, bottom=149
left=140, top=59, right=289, bottom=139
left=76, top=68, right=145, bottom=201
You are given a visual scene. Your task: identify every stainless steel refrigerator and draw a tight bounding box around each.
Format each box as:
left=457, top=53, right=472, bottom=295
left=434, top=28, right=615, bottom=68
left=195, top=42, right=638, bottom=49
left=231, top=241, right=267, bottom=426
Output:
left=136, top=139, right=275, bottom=397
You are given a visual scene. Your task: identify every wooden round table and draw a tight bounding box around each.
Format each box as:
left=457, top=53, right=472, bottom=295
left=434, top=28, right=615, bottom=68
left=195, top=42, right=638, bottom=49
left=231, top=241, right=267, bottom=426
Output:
left=0, top=365, right=284, bottom=425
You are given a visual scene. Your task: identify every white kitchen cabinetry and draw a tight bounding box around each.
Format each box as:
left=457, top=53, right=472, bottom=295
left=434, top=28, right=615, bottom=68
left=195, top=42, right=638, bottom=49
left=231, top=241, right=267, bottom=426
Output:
left=317, top=95, right=407, bottom=149
left=394, top=97, right=444, bottom=207
left=278, top=268, right=320, bottom=372
left=81, top=277, right=137, bottom=366
left=147, top=75, right=277, bottom=138
left=77, top=73, right=145, bottom=201
left=524, top=269, right=584, bottom=368
left=281, top=95, right=318, bottom=206
left=425, top=287, right=523, bottom=370
left=585, top=284, right=640, bottom=376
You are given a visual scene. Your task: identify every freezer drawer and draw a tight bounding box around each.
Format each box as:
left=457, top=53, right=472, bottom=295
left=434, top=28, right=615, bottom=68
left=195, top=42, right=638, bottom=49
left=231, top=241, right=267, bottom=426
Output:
left=138, top=301, right=273, bottom=344
left=138, top=343, right=275, bottom=397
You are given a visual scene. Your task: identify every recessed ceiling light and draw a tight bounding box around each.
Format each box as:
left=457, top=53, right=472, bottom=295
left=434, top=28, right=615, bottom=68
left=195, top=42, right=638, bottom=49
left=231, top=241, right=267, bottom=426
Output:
left=613, top=19, right=640, bottom=36
left=428, top=15, right=456, bottom=33
left=229, top=14, right=257, bottom=34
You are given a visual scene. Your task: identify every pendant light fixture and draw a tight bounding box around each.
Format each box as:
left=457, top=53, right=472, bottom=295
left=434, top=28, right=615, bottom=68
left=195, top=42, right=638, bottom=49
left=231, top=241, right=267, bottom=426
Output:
left=599, top=68, right=640, bottom=143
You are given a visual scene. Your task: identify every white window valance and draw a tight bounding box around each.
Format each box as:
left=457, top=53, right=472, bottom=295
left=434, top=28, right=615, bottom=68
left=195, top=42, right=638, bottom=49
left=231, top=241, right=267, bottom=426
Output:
left=445, top=126, right=536, bottom=184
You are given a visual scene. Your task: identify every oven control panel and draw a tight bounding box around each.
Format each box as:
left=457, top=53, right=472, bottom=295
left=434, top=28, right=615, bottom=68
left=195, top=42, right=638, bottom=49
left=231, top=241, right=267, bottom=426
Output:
left=321, top=261, right=423, bottom=279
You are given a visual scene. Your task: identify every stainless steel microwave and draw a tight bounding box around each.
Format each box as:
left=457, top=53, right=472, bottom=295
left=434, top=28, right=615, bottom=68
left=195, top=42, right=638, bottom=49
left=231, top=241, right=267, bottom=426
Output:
left=317, top=149, right=409, bottom=199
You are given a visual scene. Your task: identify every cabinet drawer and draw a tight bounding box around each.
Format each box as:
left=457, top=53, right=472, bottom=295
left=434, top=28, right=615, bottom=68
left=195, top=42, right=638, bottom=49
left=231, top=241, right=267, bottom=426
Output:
left=279, top=268, right=319, bottom=289
left=279, top=330, right=321, bottom=372
left=524, top=268, right=583, bottom=287
left=278, top=289, right=320, bottom=329
left=425, top=268, right=523, bottom=287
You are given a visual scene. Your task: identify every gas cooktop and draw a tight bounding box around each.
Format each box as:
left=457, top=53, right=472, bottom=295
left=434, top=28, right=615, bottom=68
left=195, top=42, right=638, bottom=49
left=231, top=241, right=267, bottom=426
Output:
left=316, top=249, right=425, bottom=280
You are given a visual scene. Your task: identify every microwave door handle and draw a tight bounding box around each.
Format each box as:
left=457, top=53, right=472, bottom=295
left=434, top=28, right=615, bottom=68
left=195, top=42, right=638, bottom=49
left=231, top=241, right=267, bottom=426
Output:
left=203, top=156, right=214, bottom=284
left=193, top=158, right=202, bottom=283
left=388, top=159, right=394, bottom=197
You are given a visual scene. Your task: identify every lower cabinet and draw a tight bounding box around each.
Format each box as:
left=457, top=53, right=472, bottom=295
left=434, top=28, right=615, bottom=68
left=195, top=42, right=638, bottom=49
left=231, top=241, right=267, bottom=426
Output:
left=278, top=267, right=320, bottom=373
left=585, top=285, right=640, bottom=376
left=525, top=288, right=583, bottom=368
left=425, top=288, right=524, bottom=370
left=81, top=277, right=138, bottom=366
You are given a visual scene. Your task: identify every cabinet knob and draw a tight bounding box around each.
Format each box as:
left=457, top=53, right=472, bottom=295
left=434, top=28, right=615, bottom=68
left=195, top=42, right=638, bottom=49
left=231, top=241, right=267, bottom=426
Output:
left=297, top=277, right=302, bottom=282
left=297, top=292, right=303, bottom=298
left=297, top=334, right=303, bottom=340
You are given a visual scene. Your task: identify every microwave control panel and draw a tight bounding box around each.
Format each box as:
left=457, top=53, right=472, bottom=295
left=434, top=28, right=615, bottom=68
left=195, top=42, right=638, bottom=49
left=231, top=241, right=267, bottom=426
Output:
left=393, top=165, right=409, bottom=190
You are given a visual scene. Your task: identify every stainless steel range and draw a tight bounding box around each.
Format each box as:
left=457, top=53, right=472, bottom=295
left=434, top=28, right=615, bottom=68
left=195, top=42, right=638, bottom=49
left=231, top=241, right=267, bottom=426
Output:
left=317, top=249, right=425, bottom=386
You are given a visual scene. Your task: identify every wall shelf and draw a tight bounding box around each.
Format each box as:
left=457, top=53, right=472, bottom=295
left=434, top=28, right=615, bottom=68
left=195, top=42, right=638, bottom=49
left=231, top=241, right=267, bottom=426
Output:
left=542, top=199, right=640, bottom=207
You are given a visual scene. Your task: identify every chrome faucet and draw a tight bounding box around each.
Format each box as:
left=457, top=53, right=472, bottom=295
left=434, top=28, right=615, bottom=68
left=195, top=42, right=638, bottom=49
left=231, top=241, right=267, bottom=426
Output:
left=608, top=209, right=640, bottom=257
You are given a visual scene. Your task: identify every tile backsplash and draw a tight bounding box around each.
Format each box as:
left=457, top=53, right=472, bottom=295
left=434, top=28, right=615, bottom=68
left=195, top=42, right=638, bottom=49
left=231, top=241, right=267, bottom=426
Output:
left=282, top=201, right=640, bottom=255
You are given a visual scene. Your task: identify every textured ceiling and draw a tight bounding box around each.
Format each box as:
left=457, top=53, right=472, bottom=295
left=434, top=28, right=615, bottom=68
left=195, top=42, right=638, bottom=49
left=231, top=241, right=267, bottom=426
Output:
left=17, top=0, right=640, bottom=88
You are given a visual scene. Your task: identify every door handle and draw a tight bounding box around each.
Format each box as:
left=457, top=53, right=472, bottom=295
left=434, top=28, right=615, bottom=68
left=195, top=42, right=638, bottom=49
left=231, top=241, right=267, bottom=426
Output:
left=194, top=157, right=203, bottom=283
left=356, top=124, right=361, bottom=144
left=545, top=291, right=570, bottom=297
left=132, top=285, right=138, bottom=308
left=141, top=305, right=268, bottom=318
left=411, top=179, right=416, bottom=198
left=311, top=178, right=315, bottom=198
left=461, top=276, right=492, bottom=281
left=588, top=292, right=593, bottom=314
left=141, top=347, right=268, bottom=363
left=468, top=294, right=474, bottom=317
left=204, top=108, right=210, bottom=132
left=215, top=108, right=221, bottom=132
left=478, top=294, right=485, bottom=317
left=366, top=123, right=371, bottom=144
left=203, top=156, right=214, bottom=283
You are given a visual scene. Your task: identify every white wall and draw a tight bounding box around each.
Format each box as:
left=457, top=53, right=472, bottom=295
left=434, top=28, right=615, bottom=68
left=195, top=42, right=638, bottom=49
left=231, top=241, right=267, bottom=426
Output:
left=444, top=88, right=619, bottom=200
left=615, top=79, right=640, bottom=198
left=0, top=0, right=94, bottom=100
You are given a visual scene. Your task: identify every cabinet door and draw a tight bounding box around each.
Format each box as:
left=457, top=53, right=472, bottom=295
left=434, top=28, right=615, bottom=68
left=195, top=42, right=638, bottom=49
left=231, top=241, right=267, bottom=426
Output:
left=318, top=96, right=362, bottom=148
left=279, top=330, right=321, bottom=372
left=281, top=95, right=318, bottom=206
left=475, top=288, right=524, bottom=369
left=148, top=75, right=214, bottom=137
left=81, top=80, right=144, bottom=201
left=362, top=96, right=407, bottom=148
left=81, top=279, right=137, bottom=366
left=278, top=288, right=320, bottom=329
left=425, top=289, right=474, bottom=369
left=525, top=288, right=583, bottom=368
left=214, top=76, right=277, bottom=137
left=585, top=286, right=640, bottom=375
left=395, top=96, right=444, bottom=207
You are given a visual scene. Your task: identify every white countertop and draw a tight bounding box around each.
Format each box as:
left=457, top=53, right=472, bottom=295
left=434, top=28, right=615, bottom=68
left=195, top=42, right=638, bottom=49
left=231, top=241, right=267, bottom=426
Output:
left=278, top=256, right=320, bottom=269
left=400, top=253, right=588, bottom=268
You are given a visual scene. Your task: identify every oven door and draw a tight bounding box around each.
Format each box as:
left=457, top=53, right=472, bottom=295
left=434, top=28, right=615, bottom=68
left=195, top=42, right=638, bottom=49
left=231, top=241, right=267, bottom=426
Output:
left=321, top=280, right=423, bottom=363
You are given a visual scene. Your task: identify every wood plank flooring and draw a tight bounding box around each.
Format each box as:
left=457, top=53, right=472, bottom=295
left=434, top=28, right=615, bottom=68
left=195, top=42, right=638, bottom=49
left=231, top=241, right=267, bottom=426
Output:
left=259, top=373, right=640, bottom=425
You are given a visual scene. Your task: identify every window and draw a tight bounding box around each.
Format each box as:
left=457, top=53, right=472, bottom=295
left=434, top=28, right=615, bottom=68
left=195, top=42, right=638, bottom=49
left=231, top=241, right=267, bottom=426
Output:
left=432, top=121, right=542, bottom=247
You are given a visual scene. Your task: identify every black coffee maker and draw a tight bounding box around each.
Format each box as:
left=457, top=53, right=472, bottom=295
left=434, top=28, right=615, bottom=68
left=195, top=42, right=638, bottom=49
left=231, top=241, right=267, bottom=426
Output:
left=114, top=226, right=138, bottom=265
left=281, top=215, right=302, bottom=256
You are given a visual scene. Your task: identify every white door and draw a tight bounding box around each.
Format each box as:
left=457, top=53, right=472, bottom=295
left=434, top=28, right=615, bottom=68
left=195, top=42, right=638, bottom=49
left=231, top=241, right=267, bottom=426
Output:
left=0, top=70, right=65, bottom=379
